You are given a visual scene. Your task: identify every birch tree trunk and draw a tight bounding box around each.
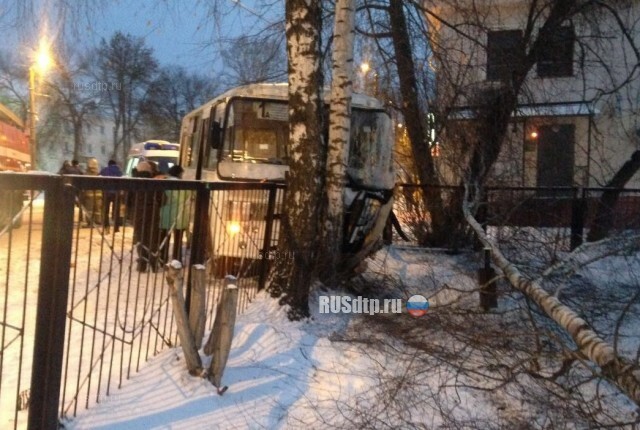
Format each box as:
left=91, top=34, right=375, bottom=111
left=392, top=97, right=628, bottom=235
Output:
left=463, top=197, right=640, bottom=405
left=323, top=0, right=356, bottom=283
left=268, top=0, right=324, bottom=319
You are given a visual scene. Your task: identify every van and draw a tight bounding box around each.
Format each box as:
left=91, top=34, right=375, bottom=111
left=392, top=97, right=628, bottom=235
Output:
left=124, top=140, right=180, bottom=176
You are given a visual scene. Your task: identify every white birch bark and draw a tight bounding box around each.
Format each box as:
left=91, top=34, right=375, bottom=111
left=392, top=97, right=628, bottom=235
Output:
left=462, top=196, right=640, bottom=405
left=325, top=0, right=356, bottom=275
left=268, top=0, right=323, bottom=318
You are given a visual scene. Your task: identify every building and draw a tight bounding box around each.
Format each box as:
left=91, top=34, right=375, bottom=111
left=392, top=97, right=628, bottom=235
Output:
left=38, top=115, right=157, bottom=173
left=429, top=0, right=640, bottom=188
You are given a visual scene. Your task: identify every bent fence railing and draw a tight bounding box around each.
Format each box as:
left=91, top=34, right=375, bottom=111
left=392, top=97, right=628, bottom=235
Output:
left=0, top=173, right=284, bottom=430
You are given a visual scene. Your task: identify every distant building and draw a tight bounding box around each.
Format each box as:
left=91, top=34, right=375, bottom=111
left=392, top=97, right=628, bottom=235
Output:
left=430, top=1, right=640, bottom=188
left=38, top=115, right=156, bottom=173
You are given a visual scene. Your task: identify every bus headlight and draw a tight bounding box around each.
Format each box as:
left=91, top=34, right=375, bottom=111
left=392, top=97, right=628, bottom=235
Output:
left=227, top=222, right=242, bottom=235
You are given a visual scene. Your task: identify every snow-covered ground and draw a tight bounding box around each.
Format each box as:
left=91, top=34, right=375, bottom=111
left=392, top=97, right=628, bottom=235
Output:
left=64, top=244, right=640, bottom=429
left=63, top=247, right=485, bottom=430
left=3, top=199, right=640, bottom=429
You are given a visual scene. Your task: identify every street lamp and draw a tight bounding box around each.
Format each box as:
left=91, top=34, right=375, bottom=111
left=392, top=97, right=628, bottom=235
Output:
left=28, top=40, right=52, bottom=169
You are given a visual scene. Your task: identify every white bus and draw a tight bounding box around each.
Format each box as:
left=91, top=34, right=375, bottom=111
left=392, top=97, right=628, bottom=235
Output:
left=179, top=83, right=395, bottom=274
left=124, top=140, right=180, bottom=176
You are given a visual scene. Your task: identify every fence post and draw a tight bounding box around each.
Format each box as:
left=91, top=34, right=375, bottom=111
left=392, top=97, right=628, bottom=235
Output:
left=478, top=248, right=498, bottom=311
left=28, top=180, right=75, bottom=430
left=570, top=187, right=586, bottom=250
left=166, top=261, right=202, bottom=375
left=258, top=187, right=278, bottom=291
left=186, top=185, right=210, bottom=313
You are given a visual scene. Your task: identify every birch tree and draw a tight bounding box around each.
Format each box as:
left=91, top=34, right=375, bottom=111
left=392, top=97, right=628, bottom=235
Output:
left=268, top=0, right=324, bottom=319
left=323, top=0, right=356, bottom=283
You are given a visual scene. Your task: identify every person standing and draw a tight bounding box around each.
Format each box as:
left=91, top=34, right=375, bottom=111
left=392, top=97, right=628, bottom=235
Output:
left=82, top=158, right=102, bottom=226
left=69, top=159, right=84, bottom=174
left=100, top=159, right=123, bottom=233
left=58, top=160, right=73, bottom=174
left=131, top=161, right=162, bottom=272
left=159, top=165, right=190, bottom=263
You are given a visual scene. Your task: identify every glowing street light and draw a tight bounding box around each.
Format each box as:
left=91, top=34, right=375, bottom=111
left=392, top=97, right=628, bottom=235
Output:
left=28, top=40, right=53, bottom=169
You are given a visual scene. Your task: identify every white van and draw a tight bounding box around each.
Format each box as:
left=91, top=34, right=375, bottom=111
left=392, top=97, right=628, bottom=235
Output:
left=124, top=140, right=180, bottom=176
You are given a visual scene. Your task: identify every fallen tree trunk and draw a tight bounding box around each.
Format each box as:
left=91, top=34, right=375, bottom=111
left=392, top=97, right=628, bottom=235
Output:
left=463, top=198, right=640, bottom=406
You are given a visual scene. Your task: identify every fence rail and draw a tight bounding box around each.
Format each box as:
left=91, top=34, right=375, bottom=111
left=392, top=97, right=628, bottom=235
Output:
left=392, top=184, right=640, bottom=252
left=0, top=173, right=284, bottom=430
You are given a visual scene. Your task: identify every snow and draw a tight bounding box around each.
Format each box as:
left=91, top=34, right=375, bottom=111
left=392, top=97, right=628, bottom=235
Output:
left=3, top=198, right=640, bottom=429
left=56, top=246, right=485, bottom=429
left=63, top=244, right=640, bottom=428
left=64, top=292, right=348, bottom=429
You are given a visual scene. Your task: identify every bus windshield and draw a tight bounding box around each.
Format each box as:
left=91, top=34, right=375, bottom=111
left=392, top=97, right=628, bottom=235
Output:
left=348, top=109, right=394, bottom=189
left=222, top=99, right=289, bottom=165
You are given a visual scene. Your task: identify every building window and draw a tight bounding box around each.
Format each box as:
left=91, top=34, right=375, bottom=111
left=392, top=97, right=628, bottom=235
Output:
left=101, top=145, right=106, bottom=155
left=100, top=126, right=105, bottom=135
left=536, top=25, right=574, bottom=78
left=486, top=30, right=523, bottom=81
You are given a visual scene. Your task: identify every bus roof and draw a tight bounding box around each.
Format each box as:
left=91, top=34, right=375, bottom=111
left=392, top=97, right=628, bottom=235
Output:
left=184, top=83, right=387, bottom=120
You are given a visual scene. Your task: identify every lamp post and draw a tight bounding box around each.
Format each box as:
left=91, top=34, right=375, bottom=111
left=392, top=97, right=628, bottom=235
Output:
left=28, top=42, right=52, bottom=170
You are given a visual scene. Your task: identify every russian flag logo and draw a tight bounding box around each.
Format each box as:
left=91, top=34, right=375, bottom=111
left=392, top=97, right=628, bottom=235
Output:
left=407, top=295, right=429, bottom=318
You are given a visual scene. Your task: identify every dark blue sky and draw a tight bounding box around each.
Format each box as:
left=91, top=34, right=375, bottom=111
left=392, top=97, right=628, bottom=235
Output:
left=3, top=0, right=282, bottom=76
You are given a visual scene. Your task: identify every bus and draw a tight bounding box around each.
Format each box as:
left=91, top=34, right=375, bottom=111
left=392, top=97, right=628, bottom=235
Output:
left=0, top=102, right=30, bottom=229
left=179, top=83, right=395, bottom=274
left=124, top=140, right=180, bottom=176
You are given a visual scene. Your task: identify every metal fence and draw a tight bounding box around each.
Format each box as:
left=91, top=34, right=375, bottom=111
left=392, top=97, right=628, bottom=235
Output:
left=0, top=173, right=284, bottom=430
left=392, top=184, right=640, bottom=253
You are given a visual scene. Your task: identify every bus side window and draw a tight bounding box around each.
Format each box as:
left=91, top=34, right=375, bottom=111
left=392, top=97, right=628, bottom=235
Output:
left=191, top=116, right=203, bottom=168
left=201, top=118, right=211, bottom=167
left=181, top=117, right=200, bottom=168
left=222, top=103, right=236, bottom=160
left=180, top=131, right=192, bottom=168
left=206, top=104, right=223, bottom=169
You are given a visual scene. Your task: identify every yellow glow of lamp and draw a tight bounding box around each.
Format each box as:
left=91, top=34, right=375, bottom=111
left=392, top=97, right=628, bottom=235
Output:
left=28, top=39, right=53, bottom=170
left=227, top=222, right=242, bottom=235
left=360, top=62, right=370, bottom=74
left=35, top=50, right=52, bottom=74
